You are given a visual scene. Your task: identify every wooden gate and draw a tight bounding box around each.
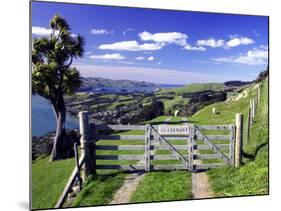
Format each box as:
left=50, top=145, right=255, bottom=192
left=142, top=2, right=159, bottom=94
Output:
left=191, top=125, right=235, bottom=171
left=148, top=124, right=235, bottom=172
left=56, top=112, right=241, bottom=208
left=77, top=110, right=236, bottom=173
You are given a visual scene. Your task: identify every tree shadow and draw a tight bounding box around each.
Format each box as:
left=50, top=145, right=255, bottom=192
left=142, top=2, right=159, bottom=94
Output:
left=242, top=141, right=268, bottom=162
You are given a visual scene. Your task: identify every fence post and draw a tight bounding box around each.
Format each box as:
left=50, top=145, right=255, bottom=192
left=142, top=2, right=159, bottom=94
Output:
left=188, top=125, right=194, bottom=172
left=257, top=86, right=261, bottom=103
left=79, top=111, right=96, bottom=182
left=229, top=124, right=235, bottom=166
left=249, top=99, right=253, bottom=126
left=235, top=113, right=243, bottom=167
left=252, top=98, right=256, bottom=121
left=246, top=106, right=251, bottom=142
left=74, top=142, right=82, bottom=191
left=145, top=124, right=151, bottom=172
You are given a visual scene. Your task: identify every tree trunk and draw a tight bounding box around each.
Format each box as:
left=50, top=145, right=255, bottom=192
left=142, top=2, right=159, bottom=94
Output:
left=50, top=94, right=66, bottom=161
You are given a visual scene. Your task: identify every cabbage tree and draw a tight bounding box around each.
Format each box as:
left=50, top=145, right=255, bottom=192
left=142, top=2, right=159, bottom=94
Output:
left=32, top=15, right=85, bottom=161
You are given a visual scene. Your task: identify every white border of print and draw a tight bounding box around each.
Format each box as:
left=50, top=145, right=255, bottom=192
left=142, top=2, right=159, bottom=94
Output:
left=1, top=0, right=280, bottom=211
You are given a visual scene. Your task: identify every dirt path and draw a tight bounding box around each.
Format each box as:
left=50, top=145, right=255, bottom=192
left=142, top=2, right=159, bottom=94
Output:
left=109, top=149, right=149, bottom=205
left=109, top=117, right=175, bottom=204
left=192, top=171, right=214, bottom=199
left=191, top=151, right=214, bottom=199
left=109, top=171, right=146, bottom=204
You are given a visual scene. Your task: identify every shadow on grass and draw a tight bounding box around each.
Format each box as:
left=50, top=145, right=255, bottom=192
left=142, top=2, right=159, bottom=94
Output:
left=242, top=141, right=268, bottom=162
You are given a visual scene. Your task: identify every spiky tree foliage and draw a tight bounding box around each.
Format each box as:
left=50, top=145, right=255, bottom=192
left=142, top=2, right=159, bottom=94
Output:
left=256, top=66, right=269, bottom=83
left=32, top=15, right=85, bottom=161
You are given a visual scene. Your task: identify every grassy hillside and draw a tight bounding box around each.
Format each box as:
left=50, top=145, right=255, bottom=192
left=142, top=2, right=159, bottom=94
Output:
left=32, top=156, right=75, bottom=209
left=159, top=82, right=224, bottom=95
left=189, top=78, right=268, bottom=196
left=32, top=79, right=268, bottom=209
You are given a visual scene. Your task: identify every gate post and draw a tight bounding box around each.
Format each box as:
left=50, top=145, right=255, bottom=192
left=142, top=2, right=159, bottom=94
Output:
left=145, top=124, right=151, bottom=172
left=234, top=113, right=243, bottom=167
left=229, top=125, right=235, bottom=166
left=188, top=125, right=194, bottom=172
left=79, top=111, right=96, bottom=182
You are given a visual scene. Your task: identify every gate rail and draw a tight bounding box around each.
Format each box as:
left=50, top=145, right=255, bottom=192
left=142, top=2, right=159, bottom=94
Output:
left=55, top=112, right=244, bottom=208
left=77, top=111, right=243, bottom=175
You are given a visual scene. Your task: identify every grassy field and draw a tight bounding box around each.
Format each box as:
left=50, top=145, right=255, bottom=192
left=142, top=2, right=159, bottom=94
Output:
left=162, top=95, right=190, bottom=113
left=130, top=171, right=192, bottom=203
left=71, top=173, right=125, bottom=206
left=189, top=78, right=268, bottom=196
left=32, top=79, right=268, bottom=208
left=159, top=82, right=224, bottom=95
left=32, top=156, right=75, bottom=209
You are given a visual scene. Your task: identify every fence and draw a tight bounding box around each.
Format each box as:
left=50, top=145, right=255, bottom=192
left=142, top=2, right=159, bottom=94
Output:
left=56, top=111, right=244, bottom=208
left=78, top=111, right=244, bottom=175
left=246, top=84, right=262, bottom=142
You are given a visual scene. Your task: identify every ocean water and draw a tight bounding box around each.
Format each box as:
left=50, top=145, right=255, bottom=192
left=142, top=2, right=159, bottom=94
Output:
left=32, top=95, right=79, bottom=137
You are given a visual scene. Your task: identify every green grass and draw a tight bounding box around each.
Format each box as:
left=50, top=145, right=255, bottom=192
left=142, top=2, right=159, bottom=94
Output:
left=142, top=115, right=186, bottom=125
left=159, top=82, right=224, bottom=95
left=72, top=115, right=192, bottom=206
left=33, top=78, right=268, bottom=208
left=70, top=137, right=143, bottom=207
left=190, top=78, right=269, bottom=197
left=130, top=171, right=192, bottom=203
left=207, top=153, right=268, bottom=197
left=32, top=156, right=75, bottom=210
left=162, top=96, right=190, bottom=113
left=107, top=99, right=136, bottom=110
left=71, top=173, right=125, bottom=206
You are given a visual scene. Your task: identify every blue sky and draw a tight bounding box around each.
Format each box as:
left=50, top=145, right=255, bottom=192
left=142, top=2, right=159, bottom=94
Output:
left=31, top=1, right=268, bottom=85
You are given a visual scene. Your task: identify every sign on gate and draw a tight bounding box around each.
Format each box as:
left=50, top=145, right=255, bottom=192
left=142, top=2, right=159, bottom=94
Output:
left=158, top=125, right=190, bottom=135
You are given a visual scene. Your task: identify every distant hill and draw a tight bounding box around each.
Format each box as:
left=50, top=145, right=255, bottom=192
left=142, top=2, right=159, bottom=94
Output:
left=159, top=82, right=224, bottom=95
left=78, top=77, right=158, bottom=93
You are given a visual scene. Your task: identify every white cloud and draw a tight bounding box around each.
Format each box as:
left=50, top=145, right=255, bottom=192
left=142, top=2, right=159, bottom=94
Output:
left=184, top=44, right=206, bottom=51
left=226, top=35, right=254, bottom=48
left=135, top=56, right=145, bottom=60
left=116, top=61, right=136, bottom=65
left=197, top=36, right=254, bottom=49
left=147, top=56, right=154, bottom=61
left=89, top=53, right=125, bottom=60
left=139, top=31, right=188, bottom=46
left=91, top=29, right=110, bottom=35
left=211, top=46, right=268, bottom=65
left=98, top=40, right=164, bottom=51
left=123, top=28, right=134, bottom=36
left=197, top=38, right=225, bottom=48
left=32, top=26, right=55, bottom=36
left=32, top=26, right=77, bottom=37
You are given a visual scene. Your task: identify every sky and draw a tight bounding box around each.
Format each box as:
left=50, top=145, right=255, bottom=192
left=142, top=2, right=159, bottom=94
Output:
left=31, top=1, right=269, bottom=85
